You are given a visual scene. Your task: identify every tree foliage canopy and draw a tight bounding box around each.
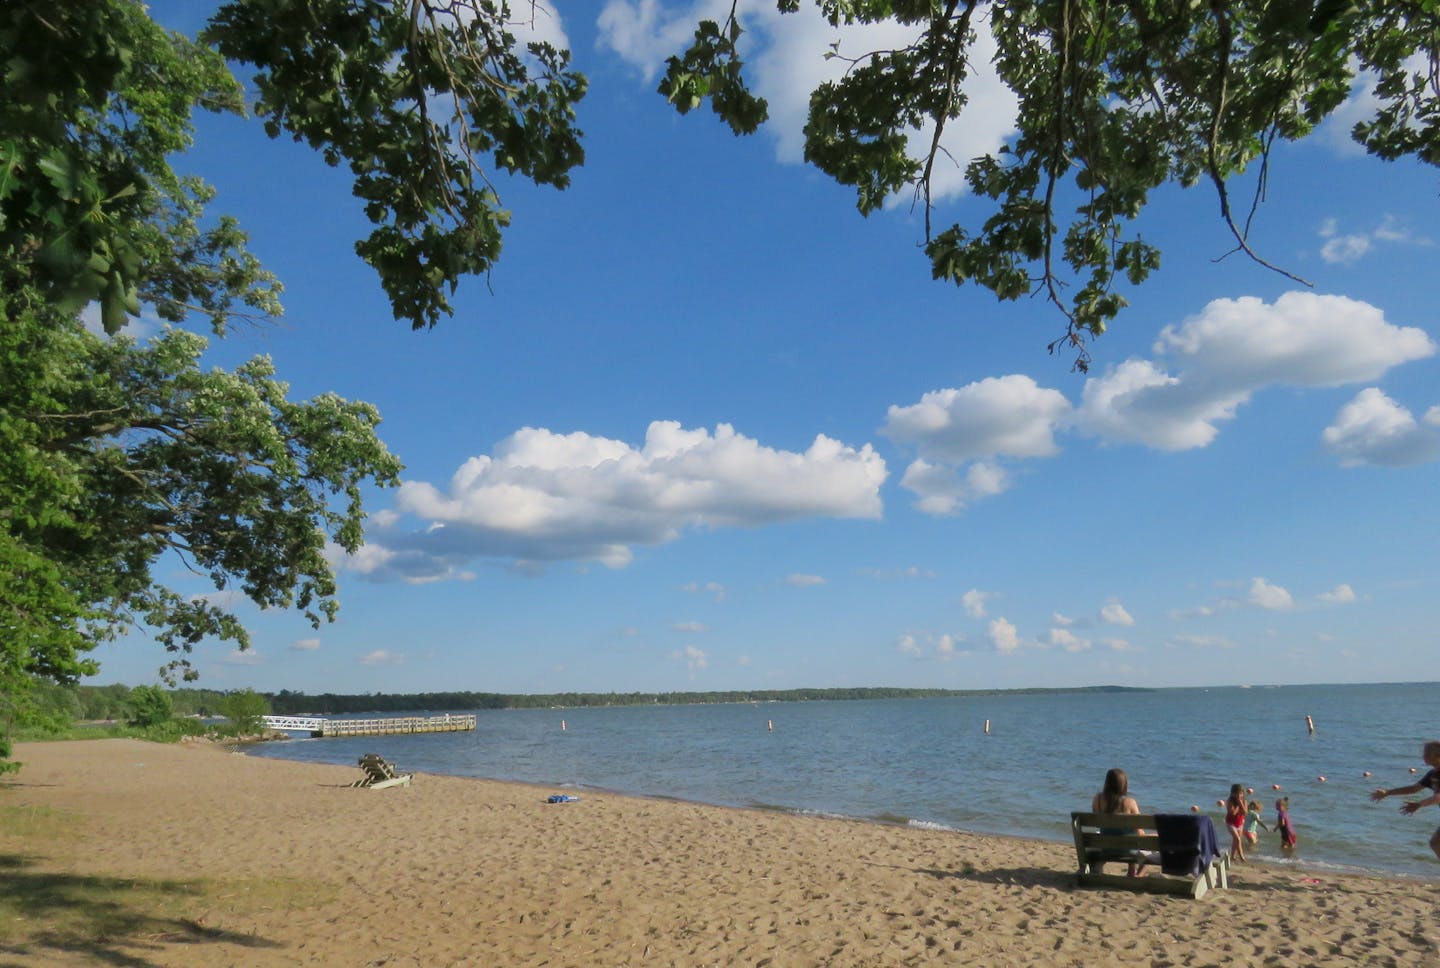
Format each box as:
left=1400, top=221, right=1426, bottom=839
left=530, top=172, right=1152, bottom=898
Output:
left=0, top=0, right=454, bottom=768
left=0, top=2, right=277, bottom=334
left=1, top=0, right=586, bottom=336
left=6, top=2, right=1434, bottom=356
left=0, top=307, right=402, bottom=685
left=217, top=687, right=270, bottom=734
left=124, top=684, right=174, bottom=728
left=660, top=0, right=1439, bottom=367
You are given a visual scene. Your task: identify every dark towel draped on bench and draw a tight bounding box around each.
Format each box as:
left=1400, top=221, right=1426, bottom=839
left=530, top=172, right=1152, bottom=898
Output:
left=1155, top=814, right=1221, bottom=877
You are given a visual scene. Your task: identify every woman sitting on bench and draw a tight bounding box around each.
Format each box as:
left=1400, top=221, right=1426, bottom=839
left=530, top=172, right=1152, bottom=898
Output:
left=1091, top=767, right=1151, bottom=877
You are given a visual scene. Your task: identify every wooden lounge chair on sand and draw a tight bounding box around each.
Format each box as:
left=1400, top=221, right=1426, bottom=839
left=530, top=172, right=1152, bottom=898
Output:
left=1071, top=811, right=1229, bottom=899
left=350, top=752, right=413, bottom=789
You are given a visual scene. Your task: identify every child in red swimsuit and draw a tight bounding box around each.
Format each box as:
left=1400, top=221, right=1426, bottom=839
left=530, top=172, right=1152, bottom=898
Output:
left=1225, top=783, right=1247, bottom=862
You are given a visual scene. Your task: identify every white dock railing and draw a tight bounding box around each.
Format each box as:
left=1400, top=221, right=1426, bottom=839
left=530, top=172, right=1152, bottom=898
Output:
left=261, top=714, right=477, bottom=737
left=261, top=715, right=327, bottom=731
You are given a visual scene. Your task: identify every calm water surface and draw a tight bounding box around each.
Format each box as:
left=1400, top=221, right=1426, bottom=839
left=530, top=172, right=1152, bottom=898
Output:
left=246, top=682, right=1440, bottom=880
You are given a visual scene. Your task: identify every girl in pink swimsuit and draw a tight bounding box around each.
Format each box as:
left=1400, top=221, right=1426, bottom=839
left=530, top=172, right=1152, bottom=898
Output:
left=1275, top=797, right=1298, bottom=850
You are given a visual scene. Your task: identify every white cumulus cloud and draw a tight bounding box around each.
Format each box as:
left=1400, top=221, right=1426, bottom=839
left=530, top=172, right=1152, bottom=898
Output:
left=897, top=459, right=1012, bottom=516
left=1315, top=215, right=1430, bottom=266
left=1317, top=584, right=1357, bottom=605
left=596, top=1, right=1018, bottom=203
left=935, top=634, right=960, bottom=660
left=676, top=643, right=709, bottom=674
left=1048, top=627, right=1090, bottom=653
left=988, top=617, right=1020, bottom=654
left=1154, top=292, right=1434, bottom=389
left=884, top=375, right=1072, bottom=462
left=1248, top=577, right=1294, bottom=611
left=1316, top=53, right=1435, bottom=157
left=1077, top=293, right=1435, bottom=451
left=885, top=375, right=1070, bottom=515
left=1322, top=388, right=1440, bottom=467
left=1320, top=230, right=1370, bottom=265
left=1077, top=358, right=1246, bottom=451
left=506, top=0, right=570, bottom=52
left=961, top=588, right=997, bottom=619
left=898, top=631, right=966, bottom=660
left=335, top=421, right=885, bottom=581
left=1100, top=602, right=1135, bottom=627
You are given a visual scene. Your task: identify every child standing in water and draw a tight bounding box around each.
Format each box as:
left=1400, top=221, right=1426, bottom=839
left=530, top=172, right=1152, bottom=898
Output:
left=1225, top=784, right=1248, bottom=862
left=1275, top=797, right=1298, bottom=851
left=1243, top=800, right=1270, bottom=847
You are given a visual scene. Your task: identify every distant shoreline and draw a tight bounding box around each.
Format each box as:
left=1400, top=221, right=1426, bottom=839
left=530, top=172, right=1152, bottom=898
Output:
left=169, top=683, right=1157, bottom=716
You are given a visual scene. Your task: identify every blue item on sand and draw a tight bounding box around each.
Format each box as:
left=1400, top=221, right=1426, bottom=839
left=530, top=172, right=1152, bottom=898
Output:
left=547, top=794, right=579, bottom=803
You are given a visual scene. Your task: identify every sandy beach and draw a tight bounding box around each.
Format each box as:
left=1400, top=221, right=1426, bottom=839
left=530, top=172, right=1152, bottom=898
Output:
left=1, top=739, right=1435, bottom=967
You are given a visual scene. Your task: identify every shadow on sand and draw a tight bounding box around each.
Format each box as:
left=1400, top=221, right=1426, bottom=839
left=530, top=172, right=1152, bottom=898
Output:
left=911, top=861, right=1315, bottom=896
left=0, top=853, right=283, bottom=968
left=911, top=863, right=1077, bottom=890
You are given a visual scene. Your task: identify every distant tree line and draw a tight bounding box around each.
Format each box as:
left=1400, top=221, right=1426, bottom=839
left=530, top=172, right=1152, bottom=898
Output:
left=13, top=681, right=1146, bottom=746
left=14, top=680, right=270, bottom=748
left=225, top=683, right=1146, bottom=714
left=26, top=681, right=246, bottom=722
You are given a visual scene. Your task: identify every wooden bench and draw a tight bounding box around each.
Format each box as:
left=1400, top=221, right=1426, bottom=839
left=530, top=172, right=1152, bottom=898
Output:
left=1070, top=812, right=1229, bottom=899
left=350, top=753, right=413, bottom=790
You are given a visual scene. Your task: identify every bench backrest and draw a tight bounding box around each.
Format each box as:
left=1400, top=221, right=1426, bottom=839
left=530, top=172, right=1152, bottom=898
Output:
left=358, top=753, right=400, bottom=779
left=1070, top=811, right=1161, bottom=860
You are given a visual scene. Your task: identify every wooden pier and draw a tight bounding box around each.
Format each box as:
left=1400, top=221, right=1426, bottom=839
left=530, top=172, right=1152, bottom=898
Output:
left=262, top=714, right=476, bottom=738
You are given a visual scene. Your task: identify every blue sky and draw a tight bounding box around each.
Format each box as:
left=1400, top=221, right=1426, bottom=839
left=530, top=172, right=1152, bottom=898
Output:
left=94, top=2, right=1440, bottom=694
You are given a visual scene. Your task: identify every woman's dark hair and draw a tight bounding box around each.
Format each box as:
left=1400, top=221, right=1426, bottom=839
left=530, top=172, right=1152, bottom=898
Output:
left=1099, top=767, right=1129, bottom=813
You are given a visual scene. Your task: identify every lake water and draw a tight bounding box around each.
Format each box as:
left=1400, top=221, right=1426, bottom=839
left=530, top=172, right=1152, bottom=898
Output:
left=245, top=682, right=1440, bottom=880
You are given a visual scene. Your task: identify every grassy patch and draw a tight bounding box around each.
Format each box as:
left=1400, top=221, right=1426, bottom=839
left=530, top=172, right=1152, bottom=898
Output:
left=0, top=804, right=76, bottom=840
left=11, top=722, right=130, bottom=742
left=0, top=808, right=336, bottom=959
left=0, top=860, right=336, bottom=957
